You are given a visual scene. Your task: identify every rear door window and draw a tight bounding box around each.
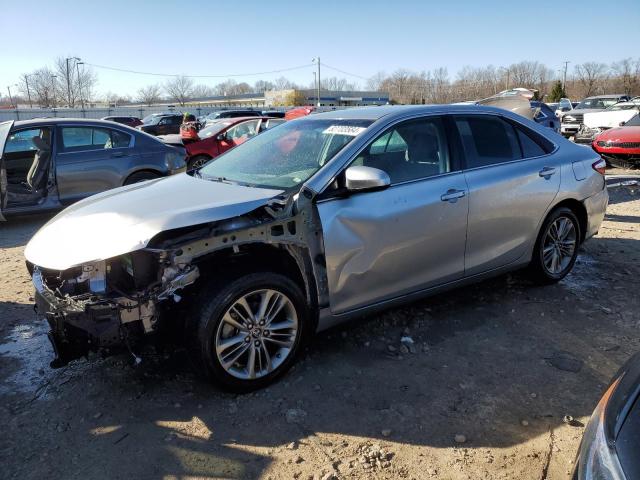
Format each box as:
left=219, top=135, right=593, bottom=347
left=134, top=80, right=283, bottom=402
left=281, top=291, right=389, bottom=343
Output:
left=454, top=115, right=522, bottom=168
left=61, top=127, right=130, bottom=151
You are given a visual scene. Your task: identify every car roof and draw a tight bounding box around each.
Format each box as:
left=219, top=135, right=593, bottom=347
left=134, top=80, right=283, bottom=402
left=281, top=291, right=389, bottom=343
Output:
left=12, top=118, right=140, bottom=128
left=308, top=104, right=518, bottom=121
left=584, top=94, right=628, bottom=99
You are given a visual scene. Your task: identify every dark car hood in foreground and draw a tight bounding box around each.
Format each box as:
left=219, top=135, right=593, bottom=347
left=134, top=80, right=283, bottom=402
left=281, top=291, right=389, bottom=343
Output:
left=24, top=173, right=283, bottom=270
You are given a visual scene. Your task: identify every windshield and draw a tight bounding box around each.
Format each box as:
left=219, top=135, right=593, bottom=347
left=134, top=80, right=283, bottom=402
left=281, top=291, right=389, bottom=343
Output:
left=142, top=115, right=162, bottom=125
left=576, top=97, right=621, bottom=110
left=625, top=114, right=640, bottom=127
left=198, top=121, right=234, bottom=138
left=198, top=118, right=372, bottom=189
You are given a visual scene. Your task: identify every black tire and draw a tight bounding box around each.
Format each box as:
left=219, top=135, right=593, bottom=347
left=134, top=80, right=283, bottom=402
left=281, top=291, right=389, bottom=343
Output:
left=187, top=155, right=211, bottom=170
left=186, top=272, right=310, bottom=392
left=528, top=207, right=581, bottom=284
left=123, top=171, right=161, bottom=185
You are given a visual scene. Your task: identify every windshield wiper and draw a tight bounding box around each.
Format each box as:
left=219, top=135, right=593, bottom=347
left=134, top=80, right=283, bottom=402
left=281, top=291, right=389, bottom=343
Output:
left=201, top=173, right=235, bottom=184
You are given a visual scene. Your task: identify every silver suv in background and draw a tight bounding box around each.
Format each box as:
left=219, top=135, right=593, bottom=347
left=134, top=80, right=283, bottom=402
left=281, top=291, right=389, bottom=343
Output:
left=22, top=105, right=608, bottom=391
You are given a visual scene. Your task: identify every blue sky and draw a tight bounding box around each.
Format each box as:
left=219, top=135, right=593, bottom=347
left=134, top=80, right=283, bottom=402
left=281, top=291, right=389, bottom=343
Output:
left=1, top=0, right=639, bottom=97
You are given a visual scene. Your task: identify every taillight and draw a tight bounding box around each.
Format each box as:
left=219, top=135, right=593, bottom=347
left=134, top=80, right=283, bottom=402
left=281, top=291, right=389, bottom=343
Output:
left=592, top=158, right=606, bottom=175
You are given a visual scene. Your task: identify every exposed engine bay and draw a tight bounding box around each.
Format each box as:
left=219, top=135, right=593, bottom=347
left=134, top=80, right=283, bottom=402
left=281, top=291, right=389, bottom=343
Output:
left=29, top=190, right=326, bottom=368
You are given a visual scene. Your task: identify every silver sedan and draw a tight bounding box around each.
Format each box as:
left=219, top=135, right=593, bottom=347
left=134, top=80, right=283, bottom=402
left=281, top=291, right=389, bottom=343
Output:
left=23, top=105, right=608, bottom=390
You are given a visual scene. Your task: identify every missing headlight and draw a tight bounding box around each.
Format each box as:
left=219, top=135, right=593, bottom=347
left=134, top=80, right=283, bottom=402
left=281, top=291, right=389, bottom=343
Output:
left=76, top=261, right=107, bottom=293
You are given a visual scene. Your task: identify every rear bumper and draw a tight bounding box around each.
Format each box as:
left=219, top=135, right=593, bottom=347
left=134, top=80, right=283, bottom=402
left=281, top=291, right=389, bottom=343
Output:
left=583, top=187, right=608, bottom=240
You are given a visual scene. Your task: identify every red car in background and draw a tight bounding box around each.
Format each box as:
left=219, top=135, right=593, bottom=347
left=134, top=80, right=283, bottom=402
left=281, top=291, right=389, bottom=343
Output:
left=285, top=106, right=315, bottom=120
left=161, top=116, right=285, bottom=169
left=592, top=113, right=640, bottom=168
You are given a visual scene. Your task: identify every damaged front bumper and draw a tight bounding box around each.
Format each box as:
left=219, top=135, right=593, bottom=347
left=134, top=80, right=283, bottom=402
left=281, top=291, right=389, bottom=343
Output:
left=32, top=261, right=198, bottom=368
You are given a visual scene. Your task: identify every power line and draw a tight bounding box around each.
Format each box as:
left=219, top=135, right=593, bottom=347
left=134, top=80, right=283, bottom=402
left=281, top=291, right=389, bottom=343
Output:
left=83, top=62, right=314, bottom=78
left=322, top=63, right=369, bottom=80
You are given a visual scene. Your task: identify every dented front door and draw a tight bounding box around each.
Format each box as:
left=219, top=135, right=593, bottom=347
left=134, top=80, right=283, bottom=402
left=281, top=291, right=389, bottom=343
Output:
left=317, top=173, right=468, bottom=314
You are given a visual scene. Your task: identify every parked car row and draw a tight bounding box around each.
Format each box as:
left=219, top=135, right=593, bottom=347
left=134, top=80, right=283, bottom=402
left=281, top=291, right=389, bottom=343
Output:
left=159, top=116, right=286, bottom=169
left=559, top=94, right=632, bottom=137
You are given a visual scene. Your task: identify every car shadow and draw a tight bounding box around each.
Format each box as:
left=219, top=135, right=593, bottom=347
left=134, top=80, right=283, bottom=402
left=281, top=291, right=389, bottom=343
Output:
left=0, top=214, right=51, bottom=249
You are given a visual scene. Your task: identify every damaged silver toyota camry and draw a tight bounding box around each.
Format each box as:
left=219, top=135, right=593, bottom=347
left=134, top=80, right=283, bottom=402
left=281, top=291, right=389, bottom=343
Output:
left=12, top=105, right=608, bottom=391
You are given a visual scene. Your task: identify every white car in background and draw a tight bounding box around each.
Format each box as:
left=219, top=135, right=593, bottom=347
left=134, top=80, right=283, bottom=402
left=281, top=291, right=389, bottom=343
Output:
left=560, top=94, right=631, bottom=137
left=574, top=97, right=640, bottom=145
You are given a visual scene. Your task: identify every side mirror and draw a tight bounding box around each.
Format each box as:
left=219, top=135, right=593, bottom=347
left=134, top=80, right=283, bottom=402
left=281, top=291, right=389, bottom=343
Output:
left=619, top=121, right=626, bottom=127
left=344, top=166, right=390, bottom=192
left=216, top=132, right=227, bottom=141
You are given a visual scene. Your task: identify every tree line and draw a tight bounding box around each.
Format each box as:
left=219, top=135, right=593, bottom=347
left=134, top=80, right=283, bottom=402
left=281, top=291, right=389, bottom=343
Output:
left=2, top=57, right=638, bottom=108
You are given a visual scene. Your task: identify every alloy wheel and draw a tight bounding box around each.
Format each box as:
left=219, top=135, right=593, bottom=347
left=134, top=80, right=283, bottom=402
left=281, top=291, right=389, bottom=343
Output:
left=214, top=289, right=298, bottom=380
left=542, top=216, right=577, bottom=275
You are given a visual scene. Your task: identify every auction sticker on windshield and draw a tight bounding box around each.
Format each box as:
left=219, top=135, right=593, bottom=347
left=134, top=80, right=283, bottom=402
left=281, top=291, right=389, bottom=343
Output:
left=323, top=125, right=367, bottom=136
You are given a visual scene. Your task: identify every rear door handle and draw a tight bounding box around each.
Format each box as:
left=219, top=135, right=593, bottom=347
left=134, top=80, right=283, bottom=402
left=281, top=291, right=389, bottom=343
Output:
left=539, top=167, right=556, bottom=178
left=440, top=189, right=466, bottom=203
left=111, top=151, right=127, bottom=158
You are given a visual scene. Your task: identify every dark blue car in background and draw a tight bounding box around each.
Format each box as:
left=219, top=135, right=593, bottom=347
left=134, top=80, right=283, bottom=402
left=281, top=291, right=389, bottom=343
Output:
left=531, top=101, right=560, bottom=132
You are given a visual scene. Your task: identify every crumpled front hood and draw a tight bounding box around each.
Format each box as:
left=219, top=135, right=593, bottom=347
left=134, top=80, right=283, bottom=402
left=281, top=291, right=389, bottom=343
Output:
left=25, top=173, right=283, bottom=270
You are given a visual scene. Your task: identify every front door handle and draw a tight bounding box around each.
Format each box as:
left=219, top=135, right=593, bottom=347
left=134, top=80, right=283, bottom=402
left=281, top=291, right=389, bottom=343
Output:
left=440, top=189, right=466, bottom=203
left=539, top=167, right=556, bottom=178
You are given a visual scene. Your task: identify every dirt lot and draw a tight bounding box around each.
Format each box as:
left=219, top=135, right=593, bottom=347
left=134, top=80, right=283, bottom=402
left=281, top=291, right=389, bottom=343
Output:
left=1, top=175, right=639, bottom=480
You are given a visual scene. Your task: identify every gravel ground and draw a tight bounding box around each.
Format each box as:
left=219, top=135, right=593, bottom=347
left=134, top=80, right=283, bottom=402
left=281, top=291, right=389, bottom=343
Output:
left=0, top=175, right=639, bottom=480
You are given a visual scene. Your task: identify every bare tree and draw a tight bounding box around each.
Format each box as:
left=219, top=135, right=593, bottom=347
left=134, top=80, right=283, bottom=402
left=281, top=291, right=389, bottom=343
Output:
left=191, top=84, right=215, bottom=99
left=366, top=71, right=386, bottom=91
left=574, top=62, right=609, bottom=97
left=611, top=58, right=640, bottom=95
left=53, top=57, right=97, bottom=107
left=19, top=68, right=59, bottom=107
left=254, top=80, right=275, bottom=92
left=165, top=75, right=194, bottom=106
left=137, top=84, right=163, bottom=105
left=273, top=76, right=296, bottom=90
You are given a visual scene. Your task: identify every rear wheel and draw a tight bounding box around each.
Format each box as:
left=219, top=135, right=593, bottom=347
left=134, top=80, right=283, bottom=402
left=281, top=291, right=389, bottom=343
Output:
left=188, top=155, right=211, bottom=170
left=529, top=207, right=581, bottom=284
left=124, top=171, right=161, bottom=185
left=187, top=272, right=310, bottom=392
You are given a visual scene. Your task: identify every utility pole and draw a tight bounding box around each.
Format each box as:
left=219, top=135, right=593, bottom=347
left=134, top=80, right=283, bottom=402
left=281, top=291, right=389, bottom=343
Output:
left=562, top=60, right=570, bottom=93
left=312, top=57, right=321, bottom=107
left=7, top=85, right=14, bottom=107
left=24, top=75, right=33, bottom=108
left=65, top=56, right=81, bottom=107
left=76, top=61, right=84, bottom=109
left=51, top=75, right=57, bottom=108
left=313, top=71, right=317, bottom=106
left=66, top=58, right=71, bottom=107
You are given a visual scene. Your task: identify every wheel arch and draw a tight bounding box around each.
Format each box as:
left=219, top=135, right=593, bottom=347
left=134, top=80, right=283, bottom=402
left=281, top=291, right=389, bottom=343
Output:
left=122, top=168, right=163, bottom=185
left=191, top=242, right=319, bottom=328
left=549, top=198, right=588, bottom=243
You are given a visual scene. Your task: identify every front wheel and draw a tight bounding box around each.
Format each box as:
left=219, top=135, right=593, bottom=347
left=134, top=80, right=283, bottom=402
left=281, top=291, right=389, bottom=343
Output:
left=187, top=155, right=211, bottom=170
left=528, top=207, right=581, bottom=284
left=187, top=272, right=310, bottom=392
